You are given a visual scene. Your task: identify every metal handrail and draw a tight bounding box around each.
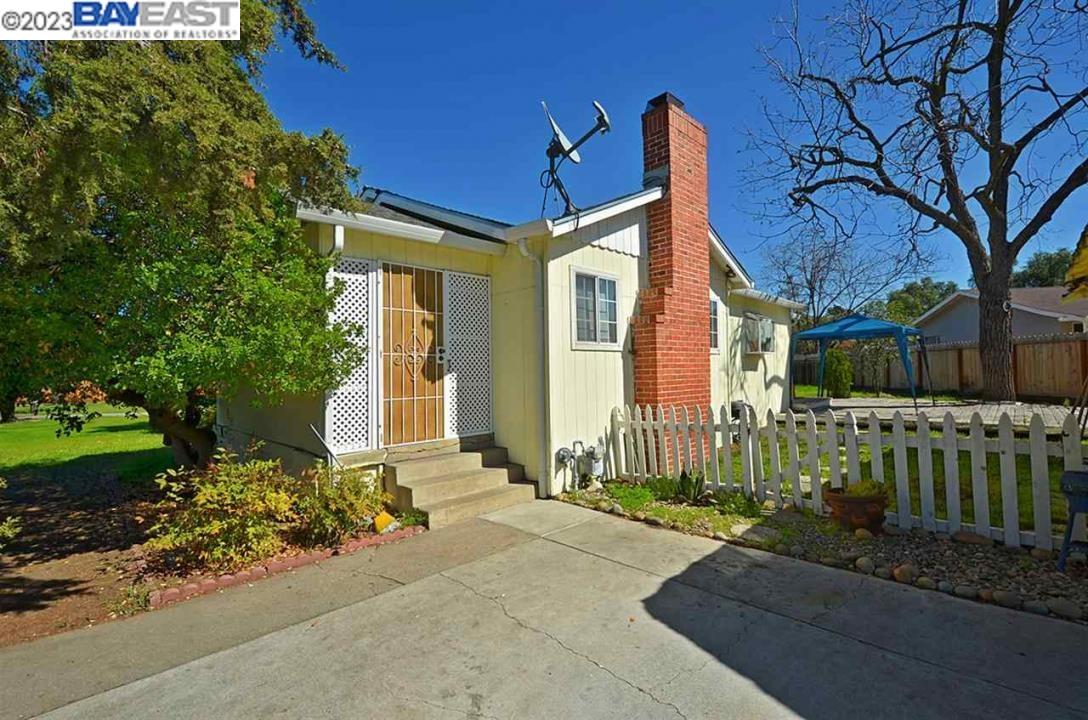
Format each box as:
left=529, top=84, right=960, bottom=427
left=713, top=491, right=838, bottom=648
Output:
left=309, top=424, right=345, bottom=469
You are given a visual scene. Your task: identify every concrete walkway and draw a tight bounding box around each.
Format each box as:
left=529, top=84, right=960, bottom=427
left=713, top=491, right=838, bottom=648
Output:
left=3, top=501, right=1087, bottom=719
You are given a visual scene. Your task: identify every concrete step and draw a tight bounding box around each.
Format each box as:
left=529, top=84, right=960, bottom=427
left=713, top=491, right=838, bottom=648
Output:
left=394, top=465, right=524, bottom=509
left=387, top=447, right=510, bottom=485
left=418, top=483, right=536, bottom=529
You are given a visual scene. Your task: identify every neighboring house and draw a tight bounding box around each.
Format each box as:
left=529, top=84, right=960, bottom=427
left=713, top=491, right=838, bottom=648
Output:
left=217, top=92, right=800, bottom=519
left=915, top=287, right=1088, bottom=345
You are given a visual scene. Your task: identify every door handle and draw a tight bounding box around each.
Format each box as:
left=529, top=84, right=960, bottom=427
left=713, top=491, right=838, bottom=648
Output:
left=436, top=345, right=446, bottom=365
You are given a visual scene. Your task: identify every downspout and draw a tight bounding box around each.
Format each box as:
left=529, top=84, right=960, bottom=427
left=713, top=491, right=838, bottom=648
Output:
left=518, top=237, right=552, bottom=496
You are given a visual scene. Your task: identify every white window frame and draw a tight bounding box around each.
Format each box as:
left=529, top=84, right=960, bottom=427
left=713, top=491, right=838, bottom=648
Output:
left=709, top=297, right=720, bottom=354
left=570, top=267, right=621, bottom=351
left=743, top=313, right=776, bottom=355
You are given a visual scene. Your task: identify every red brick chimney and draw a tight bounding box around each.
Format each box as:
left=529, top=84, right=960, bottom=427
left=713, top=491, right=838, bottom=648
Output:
left=633, top=92, right=711, bottom=411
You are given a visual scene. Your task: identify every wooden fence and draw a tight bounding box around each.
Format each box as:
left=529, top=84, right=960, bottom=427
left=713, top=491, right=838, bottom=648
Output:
left=609, top=404, right=1087, bottom=550
left=794, top=332, right=1088, bottom=400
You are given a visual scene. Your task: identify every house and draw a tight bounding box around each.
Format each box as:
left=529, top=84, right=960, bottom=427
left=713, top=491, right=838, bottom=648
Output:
left=217, top=92, right=800, bottom=524
left=915, top=287, right=1088, bottom=345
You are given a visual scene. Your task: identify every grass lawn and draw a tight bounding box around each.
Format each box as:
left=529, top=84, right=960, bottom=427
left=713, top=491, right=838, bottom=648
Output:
left=14, top=402, right=139, bottom=417
left=0, top=415, right=172, bottom=484
left=793, top=384, right=962, bottom=404
left=720, top=433, right=1071, bottom=534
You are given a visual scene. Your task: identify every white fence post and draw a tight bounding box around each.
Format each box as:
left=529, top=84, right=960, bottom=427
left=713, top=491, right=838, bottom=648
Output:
left=997, top=413, right=1020, bottom=548
left=868, top=411, right=884, bottom=484
left=844, top=412, right=861, bottom=486
left=750, top=406, right=765, bottom=502
left=738, top=405, right=753, bottom=498
left=825, top=412, right=842, bottom=490
left=805, top=410, right=822, bottom=514
left=1029, top=415, right=1052, bottom=550
left=610, top=406, right=624, bottom=479
left=766, top=408, right=782, bottom=507
left=942, top=412, right=962, bottom=533
left=891, top=411, right=911, bottom=530
left=644, top=405, right=659, bottom=479
left=705, top=407, right=720, bottom=490
left=917, top=411, right=936, bottom=532
left=720, top=405, right=734, bottom=492
left=969, top=412, right=991, bottom=539
left=784, top=410, right=803, bottom=508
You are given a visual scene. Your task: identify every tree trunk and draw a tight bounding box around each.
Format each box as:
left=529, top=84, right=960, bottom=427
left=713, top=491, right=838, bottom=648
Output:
left=147, top=407, right=217, bottom=469
left=978, top=279, right=1015, bottom=401
left=0, top=395, right=16, bottom=423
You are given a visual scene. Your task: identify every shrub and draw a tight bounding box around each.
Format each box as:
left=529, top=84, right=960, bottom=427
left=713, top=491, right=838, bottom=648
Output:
left=0, top=478, right=19, bottom=551
left=824, top=348, right=853, bottom=398
left=294, top=464, right=391, bottom=546
left=146, top=450, right=298, bottom=571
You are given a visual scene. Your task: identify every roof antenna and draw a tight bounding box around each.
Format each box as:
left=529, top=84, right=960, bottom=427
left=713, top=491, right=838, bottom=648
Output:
left=539, top=100, right=611, bottom=217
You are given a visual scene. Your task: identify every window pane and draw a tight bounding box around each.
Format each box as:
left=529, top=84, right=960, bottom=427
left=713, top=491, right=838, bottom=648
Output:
left=744, top=316, right=758, bottom=353
left=575, top=274, right=596, bottom=342
left=761, top=318, right=775, bottom=352
left=598, top=278, right=617, bottom=344
left=709, top=300, right=719, bottom=349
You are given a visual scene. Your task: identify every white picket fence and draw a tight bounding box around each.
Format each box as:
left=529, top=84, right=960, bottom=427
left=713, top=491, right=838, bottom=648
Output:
left=609, top=404, right=1088, bottom=550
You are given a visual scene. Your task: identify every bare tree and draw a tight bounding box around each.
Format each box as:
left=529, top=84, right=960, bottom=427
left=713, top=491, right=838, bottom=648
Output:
left=763, top=226, right=932, bottom=328
left=752, top=0, right=1088, bottom=400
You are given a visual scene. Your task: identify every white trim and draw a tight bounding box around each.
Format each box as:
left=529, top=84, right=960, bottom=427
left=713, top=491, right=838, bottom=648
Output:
left=550, top=187, right=664, bottom=238
left=504, top=186, right=665, bottom=242
left=914, top=289, right=1081, bottom=325
left=709, top=296, right=721, bottom=354
left=569, top=265, right=622, bottom=352
left=709, top=227, right=753, bottom=289
left=731, top=287, right=805, bottom=310
left=296, top=205, right=506, bottom=256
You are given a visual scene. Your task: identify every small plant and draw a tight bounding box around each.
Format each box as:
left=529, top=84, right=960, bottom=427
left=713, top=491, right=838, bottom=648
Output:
left=713, top=490, right=763, bottom=519
left=146, top=449, right=298, bottom=571
left=842, top=479, right=888, bottom=498
left=107, top=583, right=151, bottom=616
left=294, top=464, right=391, bottom=546
left=677, top=470, right=706, bottom=504
left=396, top=508, right=428, bottom=528
left=824, top=348, right=853, bottom=398
left=0, top=478, right=19, bottom=551
left=645, top=475, right=679, bottom=502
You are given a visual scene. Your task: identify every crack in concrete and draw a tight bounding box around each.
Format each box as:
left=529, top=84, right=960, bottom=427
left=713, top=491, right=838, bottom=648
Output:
left=439, top=572, right=689, bottom=720
left=416, top=696, right=504, bottom=720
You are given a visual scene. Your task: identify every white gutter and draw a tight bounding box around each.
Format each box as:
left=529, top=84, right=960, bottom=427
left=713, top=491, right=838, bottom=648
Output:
left=518, top=238, right=551, bottom=497
left=731, top=287, right=805, bottom=310
left=296, top=206, right=506, bottom=257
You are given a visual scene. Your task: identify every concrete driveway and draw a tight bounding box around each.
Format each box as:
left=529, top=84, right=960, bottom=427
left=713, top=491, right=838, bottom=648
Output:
left=3, top=501, right=1087, bottom=719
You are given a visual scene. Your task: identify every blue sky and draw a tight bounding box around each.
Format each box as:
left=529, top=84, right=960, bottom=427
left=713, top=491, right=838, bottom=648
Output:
left=260, top=1, right=1079, bottom=290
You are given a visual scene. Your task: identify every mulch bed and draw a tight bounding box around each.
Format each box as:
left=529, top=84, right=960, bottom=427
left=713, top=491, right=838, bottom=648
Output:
left=560, top=488, right=1088, bottom=624
left=1, top=466, right=425, bottom=647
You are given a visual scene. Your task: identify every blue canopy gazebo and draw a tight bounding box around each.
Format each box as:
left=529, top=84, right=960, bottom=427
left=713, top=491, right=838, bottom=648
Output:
left=789, top=314, right=934, bottom=411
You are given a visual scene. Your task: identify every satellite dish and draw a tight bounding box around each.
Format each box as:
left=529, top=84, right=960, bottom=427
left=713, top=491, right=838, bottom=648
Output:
left=542, top=101, right=580, bottom=164
left=539, top=99, right=612, bottom=215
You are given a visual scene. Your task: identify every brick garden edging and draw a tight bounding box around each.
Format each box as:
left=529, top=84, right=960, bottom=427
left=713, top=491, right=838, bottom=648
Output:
left=147, top=525, right=425, bottom=610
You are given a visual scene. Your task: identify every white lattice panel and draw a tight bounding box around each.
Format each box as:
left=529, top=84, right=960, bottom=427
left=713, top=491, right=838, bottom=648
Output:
left=326, top=257, right=377, bottom=453
left=445, top=272, right=492, bottom=437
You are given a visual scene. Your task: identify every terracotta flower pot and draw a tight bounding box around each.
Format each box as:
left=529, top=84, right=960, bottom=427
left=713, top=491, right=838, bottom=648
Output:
left=825, top=489, right=887, bottom=532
